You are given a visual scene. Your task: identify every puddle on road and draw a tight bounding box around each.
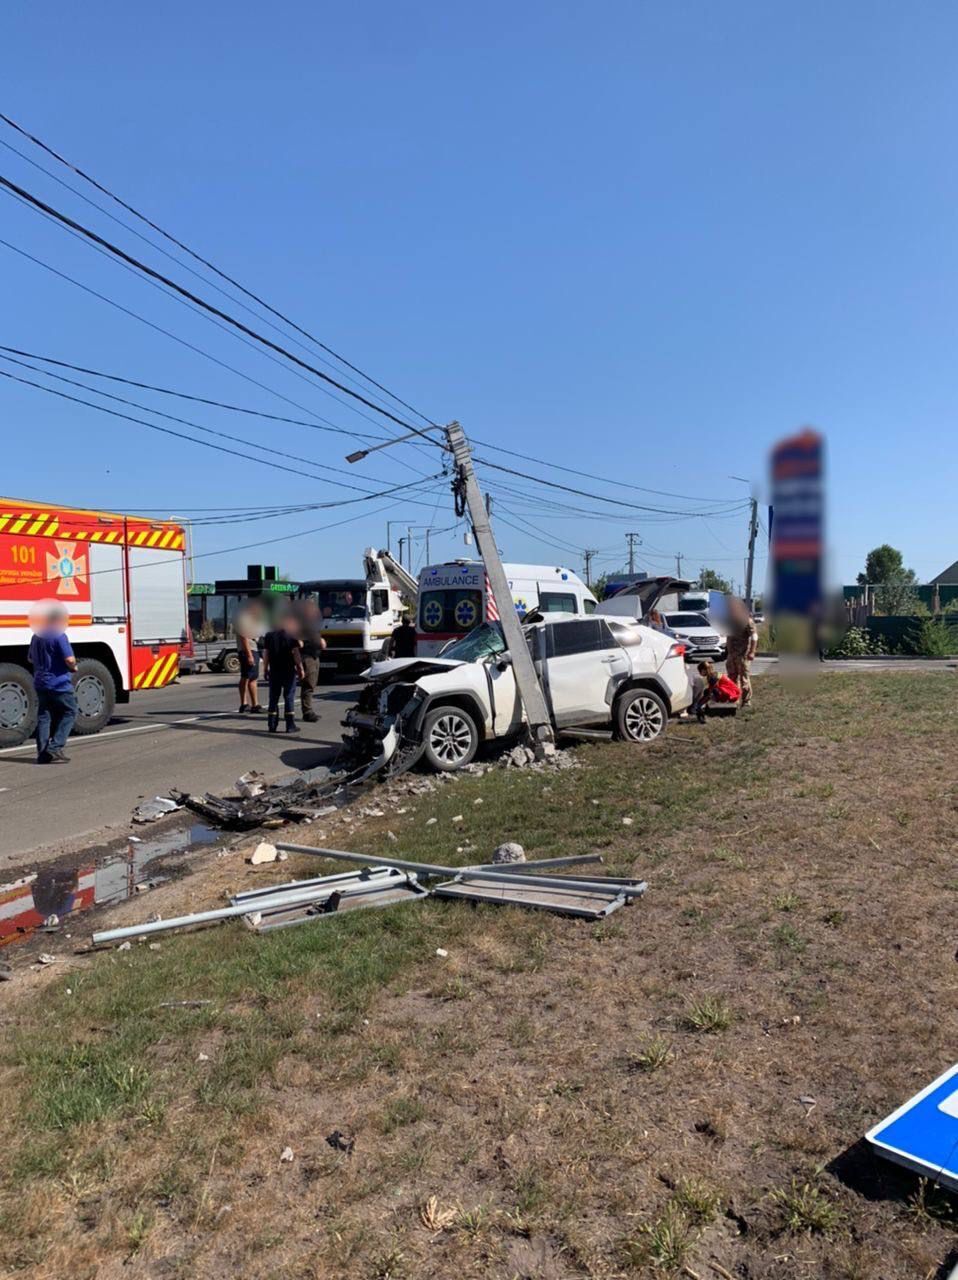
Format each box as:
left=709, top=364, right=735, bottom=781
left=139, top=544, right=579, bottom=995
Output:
left=0, top=822, right=221, bottom=948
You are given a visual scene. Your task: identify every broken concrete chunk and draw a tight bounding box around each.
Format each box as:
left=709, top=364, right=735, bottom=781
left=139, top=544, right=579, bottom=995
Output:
left=37, top=953, right=56, bottom=965
left=236, top=771, right=267, bottom=798
left=248, top=842, right=279, bottom=866
left=279, top=1146, right=294, bottom=1163
left=492, top=842, right=526, bottom=864
left=425, top=817, right=437, bottom=827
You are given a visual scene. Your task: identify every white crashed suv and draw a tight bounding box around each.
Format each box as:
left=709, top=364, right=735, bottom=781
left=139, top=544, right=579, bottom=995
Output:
left=344, top=613, right=692, bottom=773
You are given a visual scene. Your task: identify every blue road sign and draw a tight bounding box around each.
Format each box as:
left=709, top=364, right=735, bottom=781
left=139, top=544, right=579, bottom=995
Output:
left=866, top=1062, right=958, bottom=1191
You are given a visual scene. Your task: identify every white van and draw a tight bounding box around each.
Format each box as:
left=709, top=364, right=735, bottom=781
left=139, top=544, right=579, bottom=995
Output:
left=416, top=560, right=596, bottom=657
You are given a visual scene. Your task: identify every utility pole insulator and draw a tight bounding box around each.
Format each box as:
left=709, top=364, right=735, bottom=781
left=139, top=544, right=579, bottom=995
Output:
left=445, top=420, right=555, bottom=755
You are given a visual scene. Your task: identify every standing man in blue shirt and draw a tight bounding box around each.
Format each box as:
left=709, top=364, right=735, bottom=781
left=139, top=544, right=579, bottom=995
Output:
left=28, top=605, right=78, bottom=764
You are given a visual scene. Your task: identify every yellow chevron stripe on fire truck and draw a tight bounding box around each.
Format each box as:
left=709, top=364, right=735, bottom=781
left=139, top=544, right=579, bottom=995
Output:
left=0, top=504, right=184, bottom=548
left=136, top=651, right=179, bottom=690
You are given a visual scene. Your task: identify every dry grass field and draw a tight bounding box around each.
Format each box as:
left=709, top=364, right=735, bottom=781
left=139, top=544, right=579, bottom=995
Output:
left=1, top=670, right=956, bottom=1279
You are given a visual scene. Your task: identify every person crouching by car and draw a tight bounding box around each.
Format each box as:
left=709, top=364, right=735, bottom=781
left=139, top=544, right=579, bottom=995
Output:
left=690, top=660, right=741, bottom=722
left=262, top=613, right=305, bottom=734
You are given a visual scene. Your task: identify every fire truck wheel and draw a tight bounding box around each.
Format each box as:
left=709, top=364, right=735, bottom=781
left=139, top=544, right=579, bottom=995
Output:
left=73, top=659, right=116, bottom=736
left=0, top=664, right=38, bottom=746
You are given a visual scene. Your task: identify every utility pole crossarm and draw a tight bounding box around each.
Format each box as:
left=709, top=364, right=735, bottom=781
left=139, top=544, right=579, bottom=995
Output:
left=445, top=420, right=555, bottom=752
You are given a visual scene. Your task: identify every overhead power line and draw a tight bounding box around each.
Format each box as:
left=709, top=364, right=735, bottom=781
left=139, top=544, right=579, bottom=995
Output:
left=0, top=350, right=432, bottom=495
left=0, top=363, right=445, bottom=503
left=0, top=111, right=438, bottom=430
left=469, top=433, right=739, bottom=504
left=0, top=131, right=427, bottom=426
left=0, top=171, right=442, bottom=445
left=0, top=344, right=392, bottom=444
left=475, top=458, right=751, bottom=519
left=0, top=237, right=382, bottom=445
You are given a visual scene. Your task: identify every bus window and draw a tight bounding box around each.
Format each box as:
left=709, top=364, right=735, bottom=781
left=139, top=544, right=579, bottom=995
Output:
left=420, top=589, right=482, bottom=634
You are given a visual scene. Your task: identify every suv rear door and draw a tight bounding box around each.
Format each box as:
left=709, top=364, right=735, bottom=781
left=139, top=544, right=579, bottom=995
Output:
left=543, top=618, right=629, bottom=727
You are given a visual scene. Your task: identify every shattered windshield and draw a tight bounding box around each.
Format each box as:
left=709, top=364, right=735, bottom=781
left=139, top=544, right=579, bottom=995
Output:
left=439, top=622, right=506, bottom=663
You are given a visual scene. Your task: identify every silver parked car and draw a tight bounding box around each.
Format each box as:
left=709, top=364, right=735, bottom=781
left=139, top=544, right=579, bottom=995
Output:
left=662, top=612, right=726, bottom=661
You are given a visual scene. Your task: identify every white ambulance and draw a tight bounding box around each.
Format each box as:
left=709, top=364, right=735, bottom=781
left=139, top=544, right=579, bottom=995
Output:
left=415, top=560, right=596, bottom=657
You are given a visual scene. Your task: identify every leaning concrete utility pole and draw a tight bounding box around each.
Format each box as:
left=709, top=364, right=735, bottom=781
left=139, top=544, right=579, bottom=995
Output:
left=445, top=420, right=554, bottom=753
left=744, top=496, right=759, bottom=610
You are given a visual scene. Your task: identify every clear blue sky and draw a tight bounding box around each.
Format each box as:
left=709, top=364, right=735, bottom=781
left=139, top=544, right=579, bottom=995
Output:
left=3, top=2, right=956, bottom=587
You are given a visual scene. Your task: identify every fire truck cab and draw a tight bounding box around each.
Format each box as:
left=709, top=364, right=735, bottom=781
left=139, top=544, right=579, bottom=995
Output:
left=0, top=498, right=190, bottom=746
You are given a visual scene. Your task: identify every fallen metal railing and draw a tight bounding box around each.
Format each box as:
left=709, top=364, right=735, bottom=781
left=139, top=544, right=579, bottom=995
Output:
left=274, top=843, right=648, bottom=898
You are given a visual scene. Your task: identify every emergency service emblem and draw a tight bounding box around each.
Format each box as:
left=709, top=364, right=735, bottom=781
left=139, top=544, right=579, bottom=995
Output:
left=423, top=599, right=443, bottom=629
left=513, top=597, right=529, bottom=617
left=45, top=541, right=87, bottom=597
left=454, top=597, right=478, bottom=628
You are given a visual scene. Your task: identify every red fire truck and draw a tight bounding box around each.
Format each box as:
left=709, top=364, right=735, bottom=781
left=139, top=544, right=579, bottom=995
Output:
left=0, top=497, right=190, bottom=745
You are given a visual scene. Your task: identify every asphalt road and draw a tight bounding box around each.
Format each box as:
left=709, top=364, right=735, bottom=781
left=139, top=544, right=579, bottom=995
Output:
left=0, top=672, right=360, bottom=868
left=1, top=654, right=946, bottom=868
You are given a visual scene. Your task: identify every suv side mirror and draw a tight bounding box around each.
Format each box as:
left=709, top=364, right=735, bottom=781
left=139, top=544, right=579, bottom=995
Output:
left=496, top=652, right=513, bottom=671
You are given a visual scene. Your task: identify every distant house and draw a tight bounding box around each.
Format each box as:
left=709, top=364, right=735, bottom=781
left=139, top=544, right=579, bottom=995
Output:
left=931, top=560, right=958, bottom=585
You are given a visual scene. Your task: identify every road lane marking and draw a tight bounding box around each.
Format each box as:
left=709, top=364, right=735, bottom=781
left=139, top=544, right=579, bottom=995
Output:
left=0, top=711, right=235, bottom=757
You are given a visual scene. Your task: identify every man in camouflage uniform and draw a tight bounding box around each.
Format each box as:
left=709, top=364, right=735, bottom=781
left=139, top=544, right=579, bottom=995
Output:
left=725, top=599, right=758, bottom=706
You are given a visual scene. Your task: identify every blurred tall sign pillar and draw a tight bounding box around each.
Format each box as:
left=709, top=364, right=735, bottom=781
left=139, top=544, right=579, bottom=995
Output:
left=769, top=428, right=824, bottom=652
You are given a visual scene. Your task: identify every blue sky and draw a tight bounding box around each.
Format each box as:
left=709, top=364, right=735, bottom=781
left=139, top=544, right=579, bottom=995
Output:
left=3, top=2, right=956, bottom=587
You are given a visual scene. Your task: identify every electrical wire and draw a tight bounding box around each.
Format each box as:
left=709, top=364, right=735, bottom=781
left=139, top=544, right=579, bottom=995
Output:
left=0, top=363, right=446, bottom=504
left=0, top=111, right=439, bottom=430
left=0, top=131, right=434, bottom=428
left=1, top=185, right=439, bottom=467
left=474, top=460, right=750, bottom=518
left=469, top=433, right=742, bottom=504
left=0, top=172, right=443, bottom=446
left=0, top=237, right=392, bottom=448
left=0, top=344, right=391, bottom=443
left=0, top=350, right=428, bottom=496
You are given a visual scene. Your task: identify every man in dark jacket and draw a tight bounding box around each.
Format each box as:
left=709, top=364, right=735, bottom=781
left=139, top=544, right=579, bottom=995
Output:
left=389, top=613, right=417, bottom=659
left=261, top=615, right=305, bottom=733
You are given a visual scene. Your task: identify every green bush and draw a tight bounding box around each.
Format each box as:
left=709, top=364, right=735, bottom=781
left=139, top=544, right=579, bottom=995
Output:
left=824, top=627, right=887, bottom=658
left=902, top=618, right=958, bottom=657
